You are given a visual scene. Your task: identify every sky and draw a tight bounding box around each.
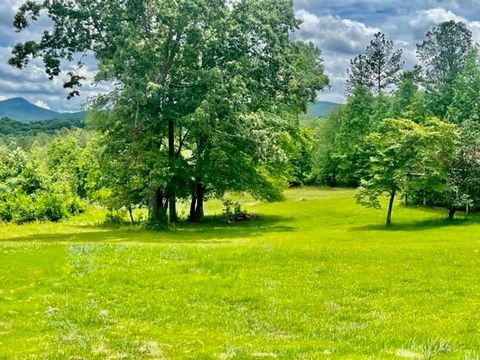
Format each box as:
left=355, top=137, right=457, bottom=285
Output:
left=0, top=1, right=480, bottom=111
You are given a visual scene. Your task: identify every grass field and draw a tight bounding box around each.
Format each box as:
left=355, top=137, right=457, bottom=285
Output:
left=1, top=187, right=480, bottom=359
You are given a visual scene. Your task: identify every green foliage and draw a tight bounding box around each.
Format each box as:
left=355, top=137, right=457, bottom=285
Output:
left=390, top=66, right=427, bottom=121
left=417, top=20, right=473, bottom=117
left=0, top=130, right=96, bottom=224
left=441, top=120, right=480, bottom=218
left=35, top=193, right=66, bottom=222
left=446, top=49, right=480, bottom=124
left=346, top=32, right=404, bottom=93
left=10, top=0, right=328, bottom=225
left=332, top=86, right=375, bottom=186
left=0, top=117, right=84, bottom=139
left=221, top=199, right=250, bottom=222
left=356, top=118, right=458, bottom=225
left=310, top=107, right=343, bottom=186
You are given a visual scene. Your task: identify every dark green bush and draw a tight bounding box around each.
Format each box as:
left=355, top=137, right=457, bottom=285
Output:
left=36, top=193, right=66, bottom=222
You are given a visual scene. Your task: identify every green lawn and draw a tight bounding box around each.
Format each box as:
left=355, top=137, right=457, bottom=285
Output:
left=1, top=188, right=480, bottom=359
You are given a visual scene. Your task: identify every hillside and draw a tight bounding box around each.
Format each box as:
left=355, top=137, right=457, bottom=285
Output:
left=0, top=117, right=85, bottom=137
left=306, top=101, right=340, bottom=117
left=0, top=97, right=87, bottom=123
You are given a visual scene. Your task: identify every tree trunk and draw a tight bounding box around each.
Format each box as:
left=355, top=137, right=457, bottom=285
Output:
left=189, top=180, right=205, bottom=222
left=149, top=187, right=168, bottom=225
left=448, top=207, right=456, bottom=221
left=128, top=205, right=135, bottom=225
left=189, top=181, right=197, bottom=222
left=386, top=187, right=396, bottom=226
left=168, top=118, right=177, bottom=224
left=194, top=182, right=205, bottom=221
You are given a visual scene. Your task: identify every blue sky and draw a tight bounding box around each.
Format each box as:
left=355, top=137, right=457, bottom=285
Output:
left=0, top=1, right=479, bottom=111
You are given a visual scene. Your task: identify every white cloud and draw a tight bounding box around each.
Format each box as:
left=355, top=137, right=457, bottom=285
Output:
left=410, top=8, right=464, bottom=39
left=410, top=8, right=464, bottom=29
left=410, top=8, right=480, bottom=43
left=33, top=100, right=50, bottom=109
left=295, top=10, right=380, bottom=55
left=294, top=10, right=381, bottom=102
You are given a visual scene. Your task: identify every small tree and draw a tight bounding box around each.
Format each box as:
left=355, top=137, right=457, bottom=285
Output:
left=356, top=118, right=457, bottom=226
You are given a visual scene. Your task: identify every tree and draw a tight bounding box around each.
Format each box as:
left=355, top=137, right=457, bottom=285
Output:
left=390, top=66, right=427, bottom=121
left=10, top=0, right=328, bottom=225
left=442, top=123, right=480, bottom=221
left=333, top=86, right=374, bottom=186
left=346, top=55, right=372, bottom=93
left=346, top=32, right=404, bottom=94
left=310, top=107, right=344, bottom=186
left=446, top=48, right=480, bottom=124
left=356, top=118, right=457, bottom=226
left=183, top=35, right=328, bottom=222
left=417, top=20, right=473, bottom=117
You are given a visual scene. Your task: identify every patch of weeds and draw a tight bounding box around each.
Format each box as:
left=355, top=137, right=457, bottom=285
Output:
left=222, top=199, right=258, bottom=223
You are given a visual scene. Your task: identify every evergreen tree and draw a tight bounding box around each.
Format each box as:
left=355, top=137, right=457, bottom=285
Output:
left=417, top=20, right=473, bottom=117
left=346, top=32, right=404, bottom=94
left=333, top=86, right=374, bottom=186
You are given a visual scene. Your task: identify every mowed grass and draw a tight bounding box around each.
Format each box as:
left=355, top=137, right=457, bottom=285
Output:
left=1, top=188, right=480, bottom=359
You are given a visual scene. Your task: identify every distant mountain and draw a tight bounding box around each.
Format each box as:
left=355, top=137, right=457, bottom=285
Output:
left=306, top=101, right=341, bottom=117
left=0, top=97, right=87, bottom=123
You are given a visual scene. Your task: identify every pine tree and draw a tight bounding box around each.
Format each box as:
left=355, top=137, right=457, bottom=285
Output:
left=346, top=32, right=403, bottom=94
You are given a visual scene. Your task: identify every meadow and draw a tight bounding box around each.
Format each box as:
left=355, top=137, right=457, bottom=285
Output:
left=1, top=187, right=480, bottom=359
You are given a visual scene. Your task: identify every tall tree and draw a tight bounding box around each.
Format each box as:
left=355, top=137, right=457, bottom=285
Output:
left=346, top=55, right=372, bottom=93
left=333, top=86, right=374, bottom=186
left=417, top=20, right=473, bottom=117
left=446, top=48, right=480, bottom=124
left=390, top=66, right=427, bottom=121
left=346, top=32, right=403, bottom=94
left=310, top=106, right=344, bottom=186
left=10, top=0, right=327, bottom=225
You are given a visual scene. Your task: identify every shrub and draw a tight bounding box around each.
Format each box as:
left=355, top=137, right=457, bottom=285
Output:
left=12, top=193, right=37, bottom=224
left=36, top=193, right=66, bottom=222
left=222, top=199, right=254, bottom=222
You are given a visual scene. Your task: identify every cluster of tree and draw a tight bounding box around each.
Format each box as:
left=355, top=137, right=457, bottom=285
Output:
left=0, top=117, right=85, bottom=137
left=312, top=21, right=480, bottom=225
left=10, top=0, right=328, bottom=226
left=0, top=130, right=96, bottom=223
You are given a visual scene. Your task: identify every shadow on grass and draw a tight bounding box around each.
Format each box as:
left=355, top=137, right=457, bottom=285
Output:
left=0, top=215, right=295, bottom=244
left=351, top=217, right=474, bottom=232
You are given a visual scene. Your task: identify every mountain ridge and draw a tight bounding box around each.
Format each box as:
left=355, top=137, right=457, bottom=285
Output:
left=0, top=97, right=87, bottom=123
left=306, top=101, right=341, bottom=117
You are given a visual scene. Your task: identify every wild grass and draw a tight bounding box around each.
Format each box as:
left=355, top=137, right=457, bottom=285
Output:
left=1, top=187, right=480, bottom=359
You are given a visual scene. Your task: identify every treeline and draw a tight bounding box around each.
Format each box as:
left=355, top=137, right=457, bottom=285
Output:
left=0, top=130, right=96, bottom=223
left=0, top=117, right=85, bottom=151
left=311, top=20, right=480, bottom=224
left=0, top=117, right=85, bottom=137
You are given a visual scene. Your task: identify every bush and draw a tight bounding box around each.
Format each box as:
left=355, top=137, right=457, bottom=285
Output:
left=66, top=197, right=86, bottom=215
left=36, top=193, right=66, bottom=222
left=12, top=193, right=37, bottom=224
left=222, top=199, right=254, bottom=222
left=0, top=201, right=13, bottom=222
left=103, top=210, right=127, bottom=227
